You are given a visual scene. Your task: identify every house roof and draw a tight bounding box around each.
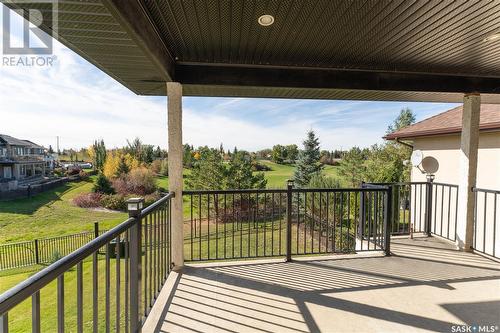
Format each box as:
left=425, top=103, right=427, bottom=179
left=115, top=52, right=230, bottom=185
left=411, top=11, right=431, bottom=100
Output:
left=0, top=135, right=44, bottom=149
left=384, top=104, right=500, bottom=140
left=4, top=1, right=500, bottom=102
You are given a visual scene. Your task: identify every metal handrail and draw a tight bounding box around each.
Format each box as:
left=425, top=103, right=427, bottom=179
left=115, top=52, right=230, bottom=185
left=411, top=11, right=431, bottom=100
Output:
left=0, top=217, right=136, bottom=314
left=473, top=187, right=500, bottom=194
left=140, top=192, right=175, bottom=216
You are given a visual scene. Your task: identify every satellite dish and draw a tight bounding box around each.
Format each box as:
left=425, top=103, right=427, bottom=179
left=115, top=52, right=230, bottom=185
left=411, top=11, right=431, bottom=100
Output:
left=411, top=150, right=423, bottom=166
left=421, top=156, right=439, bottom=174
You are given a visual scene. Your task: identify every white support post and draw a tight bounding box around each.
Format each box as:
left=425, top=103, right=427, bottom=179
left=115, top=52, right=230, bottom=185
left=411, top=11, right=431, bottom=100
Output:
left=167, top=82, right=184, bottom=269
left=456, top=93, right=480, bottom=251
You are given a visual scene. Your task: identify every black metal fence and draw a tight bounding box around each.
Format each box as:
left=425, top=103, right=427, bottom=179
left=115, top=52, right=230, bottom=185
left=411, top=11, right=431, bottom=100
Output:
left=0, top=225, right=107, bottom=271
left=473, top=187, right=499, bottom=258
left=183, top=185, right=391, bottom=262
left=0, top=193, right=173, bottom=333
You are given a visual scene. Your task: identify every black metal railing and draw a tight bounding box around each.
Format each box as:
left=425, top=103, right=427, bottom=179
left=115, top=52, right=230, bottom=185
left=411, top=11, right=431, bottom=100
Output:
left=183, top=185, right=391, bottom=261
left=368, top=182, right=459, bottom=242
left=0, top=193, right=173, bottom=333
left=430, top=182, right=459, bottom=242
left=473, top=187, right=499, bottom=258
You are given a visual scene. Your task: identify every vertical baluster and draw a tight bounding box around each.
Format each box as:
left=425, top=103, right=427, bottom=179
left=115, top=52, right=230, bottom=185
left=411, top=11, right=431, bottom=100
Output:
left=483, top=192, right=488, bottom=253
left=189, top=195, right=193, bottom=260
left=92, top=252, right=98, bottom=333
left=207, top=194, right=211, bottom=260
left=304, top=192, right=307, bottom=253
left=447, top=186, right=452, bottom=239
left=124, top=230, right=129, bottom=333
left=198, top=194, right=202, bottom=261
left=493, top=193, right=497, bottom=258
left=148, top=214, right=153, bottom=310
left=105, top=242, right=110, bottom=333
left=76, top=261, right=83, bottom=333
left=271, top=192, right=275, bottom=256
left=57, top=274, right=64, bottom=333
left=224, top=194, right=227, bottom=259
left=32, top=291, right=40, bottom=333
left=153, top=212, right=157, bottom=301
left=115, top=236, right=121, bottom=333
left=0, top=312, right=8, bottom=333
left=143, top=215, right=148, bottom=316
left=215, top=194, right=219, bottom=259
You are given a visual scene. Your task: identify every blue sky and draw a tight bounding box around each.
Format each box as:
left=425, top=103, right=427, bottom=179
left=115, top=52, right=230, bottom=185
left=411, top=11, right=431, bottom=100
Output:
left=0, top=4, right=459, bottom=151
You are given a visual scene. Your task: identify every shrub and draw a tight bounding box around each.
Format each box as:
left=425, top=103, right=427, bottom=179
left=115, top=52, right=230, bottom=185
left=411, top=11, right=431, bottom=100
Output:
left=112, top=167, right=157, bottom=195
left=93, top=173, right=115, bottom=194
left=66, top=167, right=81, bottom=176
left=79, top=170, right=89, bottom=180
left=252, top=162, right=272, bottom=172
left=144, top=191, right=162, bottom=207
left=150, top=159, right=168, bottom=176
left=73, top=192, right=103, bottom=208
left=101, top=194, right=127, bottom=211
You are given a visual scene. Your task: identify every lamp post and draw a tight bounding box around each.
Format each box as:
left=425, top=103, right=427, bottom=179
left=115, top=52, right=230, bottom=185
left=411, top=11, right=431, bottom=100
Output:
left=126, top=197, right=144, bottom=333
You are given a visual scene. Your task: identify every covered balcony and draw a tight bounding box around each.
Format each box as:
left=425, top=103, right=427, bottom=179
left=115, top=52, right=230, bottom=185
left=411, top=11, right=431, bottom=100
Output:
left=1, top=1, right=500, bottom=332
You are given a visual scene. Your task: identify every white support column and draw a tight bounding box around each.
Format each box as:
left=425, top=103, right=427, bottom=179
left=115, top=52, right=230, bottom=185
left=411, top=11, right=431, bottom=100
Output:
left=167, top=82, right=184, bottom=269
left=456, top=93, right=480, bottom=251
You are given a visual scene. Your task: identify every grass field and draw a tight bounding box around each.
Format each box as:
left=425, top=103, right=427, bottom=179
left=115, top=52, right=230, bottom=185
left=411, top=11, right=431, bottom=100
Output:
left=0, top=176, right=127, bottom=244
left=259, top=160, right=341, bottom=188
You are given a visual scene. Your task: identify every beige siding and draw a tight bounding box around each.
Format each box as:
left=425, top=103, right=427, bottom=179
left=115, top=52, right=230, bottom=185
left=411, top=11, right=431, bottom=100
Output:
left=410, top=131, right=500, bottom=255
left=411, top=131, right=500, bottom=190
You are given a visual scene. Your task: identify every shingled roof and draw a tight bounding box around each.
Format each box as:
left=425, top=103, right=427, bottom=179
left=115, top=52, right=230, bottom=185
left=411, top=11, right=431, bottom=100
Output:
left=384, top=104, right=500, bottom=140
left=0, top=135, right=43, bottom=148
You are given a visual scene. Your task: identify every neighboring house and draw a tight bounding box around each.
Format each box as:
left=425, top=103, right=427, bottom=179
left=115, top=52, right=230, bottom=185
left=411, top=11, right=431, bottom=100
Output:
left=385, top=104, right=500, bottom=190
left=0, top=134, right=48, bottom=190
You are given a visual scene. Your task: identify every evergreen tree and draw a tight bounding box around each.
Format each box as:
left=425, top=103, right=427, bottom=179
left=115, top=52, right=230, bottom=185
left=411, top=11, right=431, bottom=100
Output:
left=115, top=156, right=130, bottom=177
left=337, top=147, right=366, bottom=187
left=93, top=173, right=114, bottom=194
left=186, top=147, right=227, bottom=190
left=226, top=151, right=267, bottom=189
left=48, top=145, right=54, bottom=154
left=293, top=130, right=323, bottom=187
left=387, top=107, right=416, bottom=133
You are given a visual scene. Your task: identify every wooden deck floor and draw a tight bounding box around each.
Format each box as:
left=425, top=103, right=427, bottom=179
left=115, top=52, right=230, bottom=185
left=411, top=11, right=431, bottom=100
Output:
left=146, top=236, right=500, bottom=333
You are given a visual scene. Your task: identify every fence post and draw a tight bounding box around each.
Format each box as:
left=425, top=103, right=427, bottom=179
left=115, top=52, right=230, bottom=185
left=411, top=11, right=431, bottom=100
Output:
left=286, top=180, right=293, bottom=262
left=425, top=176, right=434, bottom=236
left=34, top=239, right=39, bottom=265
left=94, top=222, right=99, bottom=238
left=384, top=186, right=392, bottom=256
left=127, top=198, right=144, bottom=333
left=358, top=182, right=366, bottom=239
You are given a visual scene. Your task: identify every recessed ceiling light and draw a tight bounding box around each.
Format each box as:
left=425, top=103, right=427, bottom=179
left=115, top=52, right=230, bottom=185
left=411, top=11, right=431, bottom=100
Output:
left=258, top=14, right=274, bottom=26
left=484, top=33, right=500, bottom=42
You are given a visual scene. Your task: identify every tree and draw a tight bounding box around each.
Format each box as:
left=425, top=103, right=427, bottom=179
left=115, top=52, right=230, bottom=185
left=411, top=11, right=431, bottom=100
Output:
left=93, top=173, right=114, bottom=194
left=226, top=151, right=267, bottom=189
left=285, top=144, right=299, bottom=162
left=183, top=144, right=195, bottom=168
left=387, top=107, right=416, bottom=134
left=48, top=145, right=54, bottom=154
left=186, top=147, right=227, bottom=190
left=293, top=130, right=323, bottom=187
left=115, top=155, right=130, bottom=178
left=271, top=144, right=286, bottom=164
left=337, top=147, right=366, bottom=187
left=88, top=139, right=106, bottom=171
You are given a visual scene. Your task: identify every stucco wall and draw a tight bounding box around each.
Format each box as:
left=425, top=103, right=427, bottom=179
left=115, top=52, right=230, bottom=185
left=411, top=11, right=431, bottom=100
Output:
left=411, top=131, right=500, bottom=190
left=410, top=131, right=500, bottom=256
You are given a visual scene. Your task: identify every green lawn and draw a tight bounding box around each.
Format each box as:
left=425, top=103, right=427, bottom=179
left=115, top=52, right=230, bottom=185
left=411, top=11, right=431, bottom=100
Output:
left=259, top=160, right=342, bottom=188
left=0, top=176, right=127, bottom=244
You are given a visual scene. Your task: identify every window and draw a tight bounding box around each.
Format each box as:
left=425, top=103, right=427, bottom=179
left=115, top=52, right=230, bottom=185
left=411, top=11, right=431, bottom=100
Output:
left=0, top=148, right=5, bottom=156
left=20, top=165, right=26, bottom=176
left=3, top=166, right=12, bottom=178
